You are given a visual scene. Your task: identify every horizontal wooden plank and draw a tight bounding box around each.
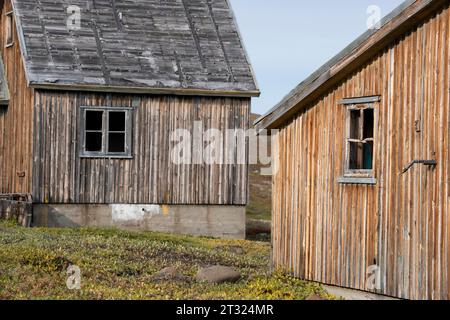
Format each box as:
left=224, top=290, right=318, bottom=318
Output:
left=340, top=95, right=381, bottom=105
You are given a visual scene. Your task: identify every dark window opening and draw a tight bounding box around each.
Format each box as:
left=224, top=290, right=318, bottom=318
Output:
left=85, top=132, right=103, bottom=152
left=363, top=142, right=373, bottom=169
left=85, top=111, right=103, bottom=152
left=85, top=111, right=103, bottom=130
left=81, top=107, right=131, bottom=157
left=363, top=108, right=374, bottom=139
left=108, top=111, right=126, bottom=153
left=349, top=110, right=361, bottom=139
left=347, top=104, right=375, bottom=172
left=108, top=133, right=125, bottom=153
left=109, top=111, right=126, bottom=131
left=349, top=142, right=362, bottom=170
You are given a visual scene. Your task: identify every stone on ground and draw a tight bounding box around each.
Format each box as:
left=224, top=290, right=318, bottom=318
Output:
left=227, top=246, right=245, bottom=255
left=196, top=266, right=241, bottom=284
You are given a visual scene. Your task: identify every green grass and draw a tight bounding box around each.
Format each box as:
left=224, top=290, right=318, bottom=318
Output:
left=247, top=166, right=272, bottom=222
left=246, top=201, right=272, bottom=221
left=246, top=114, right=273, bottom=222
left=0, top=221, right=332, bottom=300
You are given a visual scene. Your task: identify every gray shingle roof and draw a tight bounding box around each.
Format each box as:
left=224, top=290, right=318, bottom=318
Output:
left=12, top=0, right=259, bottom=96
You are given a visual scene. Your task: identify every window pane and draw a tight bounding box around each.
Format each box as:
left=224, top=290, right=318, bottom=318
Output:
left=363, top=142, right=374, bottom=170
left=85, top=132, right=102, bottom=152
left=108, top=133, right=125, bottom=153
left=349, top=109, right=360, bottom=139
left=363, top=108, right=374, bottom=139
left=109, top=111, right=126, bottom=132
left=85, top=111, right=103, bottom=130
left=349, top=142, right=364, bottom=170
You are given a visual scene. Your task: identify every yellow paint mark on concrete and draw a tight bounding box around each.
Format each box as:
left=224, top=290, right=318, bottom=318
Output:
left=162, top=205, right=170, bottom=216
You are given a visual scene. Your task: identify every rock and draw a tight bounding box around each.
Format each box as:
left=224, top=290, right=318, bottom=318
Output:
left=196, top=266, right=241, bottom=284
left=153, top=267, right=187, bottom=282
left=227, top=246, right=245, bottom=255
left=306, top=294, right=327, bottom=301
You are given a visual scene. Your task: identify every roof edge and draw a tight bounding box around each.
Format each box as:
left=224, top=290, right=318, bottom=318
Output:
left=31, top=83, right=261, bottom=98
left=11, top=0, right=31, bottom=86
left=225, top=0, right=260, bottom=94
left=255, top=0, right=444, bottom=130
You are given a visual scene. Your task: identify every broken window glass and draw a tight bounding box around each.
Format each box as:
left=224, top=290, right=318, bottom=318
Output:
left=347, top=104, right=375, bottom=172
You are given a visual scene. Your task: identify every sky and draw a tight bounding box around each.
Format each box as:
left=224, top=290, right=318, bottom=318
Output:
left=229, top=0, right=405, bottom=115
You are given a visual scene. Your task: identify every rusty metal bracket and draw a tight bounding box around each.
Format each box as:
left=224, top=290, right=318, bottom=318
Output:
left=402, top=160, right=437, bottom=174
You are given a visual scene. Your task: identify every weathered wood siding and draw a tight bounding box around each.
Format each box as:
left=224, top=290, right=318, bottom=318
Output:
left=0, top=0, right=34, bottom=194
left=272, top=4, right=450, bottom=300
left=33, top=91, right=250, bottom=205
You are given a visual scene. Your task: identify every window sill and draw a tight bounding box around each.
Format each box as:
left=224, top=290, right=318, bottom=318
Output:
left=337, top=176, right=377, bottom=185
left=79, top=155, right=133, bottom=159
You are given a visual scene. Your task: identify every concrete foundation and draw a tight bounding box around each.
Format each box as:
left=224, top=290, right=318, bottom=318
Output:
left=32, top=204, right=246, bottom=239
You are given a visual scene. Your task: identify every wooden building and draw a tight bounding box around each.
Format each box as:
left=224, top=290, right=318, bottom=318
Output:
left=0, top=0, right=258, bottom=239
left=255, top=0, right=449, bottom=299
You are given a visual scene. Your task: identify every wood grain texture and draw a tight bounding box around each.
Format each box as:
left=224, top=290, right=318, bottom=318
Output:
left=32, top=91, right=250, bottom=206
left=272, top=4, right=450, bottom=300
left=0, top=0, right=34, bottom=195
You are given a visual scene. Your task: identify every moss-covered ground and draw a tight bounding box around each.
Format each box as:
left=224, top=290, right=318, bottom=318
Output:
left=0, top=221, right=333, bottom=300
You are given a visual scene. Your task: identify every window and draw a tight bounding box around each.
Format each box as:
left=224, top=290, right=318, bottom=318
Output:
left=348, top=107, right=374, bottom=170
left=338, top=96, right=379, bottom=185
left=80, top=107, right=132, bottom=158
left=5, top=12, right=13, bottom=47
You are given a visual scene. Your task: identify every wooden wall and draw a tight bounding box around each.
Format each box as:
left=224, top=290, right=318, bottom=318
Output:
left=0, top=0, right=250, bottom=206
left=272, top=4, right=450, bottom=300
left=0, top=0, right=34, bottom=194
left=33, top=91, right=250, bottom=205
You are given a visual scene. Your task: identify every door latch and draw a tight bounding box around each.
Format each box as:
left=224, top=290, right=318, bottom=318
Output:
left=402, top=160, right=437, bottom=174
